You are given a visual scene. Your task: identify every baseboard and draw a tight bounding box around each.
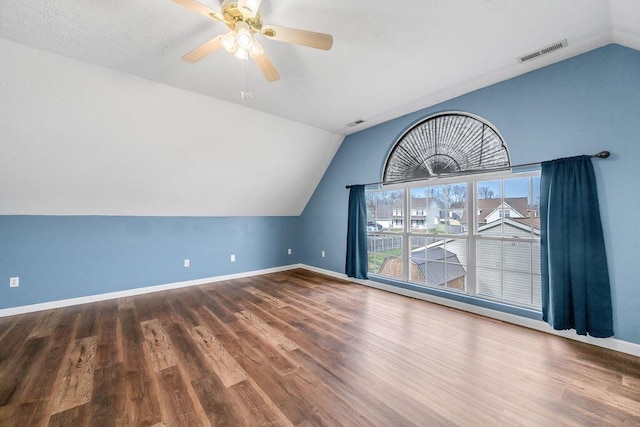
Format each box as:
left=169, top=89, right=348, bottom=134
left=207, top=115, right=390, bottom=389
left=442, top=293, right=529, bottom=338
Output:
left=300, top=264, right=640, bottom=358
left=0, top=264, right=304, bottom=318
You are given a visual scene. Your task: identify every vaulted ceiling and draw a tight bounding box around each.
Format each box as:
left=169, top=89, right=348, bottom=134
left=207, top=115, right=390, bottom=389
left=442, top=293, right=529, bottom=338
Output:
left=1, top=1, right=639, bottom=216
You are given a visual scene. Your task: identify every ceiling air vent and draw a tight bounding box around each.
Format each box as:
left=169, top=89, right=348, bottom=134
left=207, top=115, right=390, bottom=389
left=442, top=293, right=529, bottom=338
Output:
left=346, top=119, right=366, bottom=128
left=518, top=39, right=568, bottom=63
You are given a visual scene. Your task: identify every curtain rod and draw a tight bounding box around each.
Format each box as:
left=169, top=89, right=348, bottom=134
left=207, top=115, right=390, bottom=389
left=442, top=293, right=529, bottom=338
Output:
left=345, top=150, right=610, bottom=189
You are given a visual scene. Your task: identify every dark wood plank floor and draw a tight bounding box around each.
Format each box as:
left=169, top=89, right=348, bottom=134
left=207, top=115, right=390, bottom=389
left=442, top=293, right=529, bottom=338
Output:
left=0, top=268, right=639, bottom=426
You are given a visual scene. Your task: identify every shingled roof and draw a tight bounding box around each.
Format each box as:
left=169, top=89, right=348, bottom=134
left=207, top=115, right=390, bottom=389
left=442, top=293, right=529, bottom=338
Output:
left=461, top=197, right=530, bottom=224
left=410, top=247, right=467, bottom=287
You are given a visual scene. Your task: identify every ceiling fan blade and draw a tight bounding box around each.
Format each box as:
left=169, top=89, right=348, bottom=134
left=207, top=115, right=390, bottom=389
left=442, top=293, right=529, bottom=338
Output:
left=181, top=35, right=224, bottom=63
left=171, top=0, right=226, bottom=22
left=237, top=0, right=262, bottom=17
left=262, top=25, right=333, bottom=50
left=253, top=53, right=280, bottom=82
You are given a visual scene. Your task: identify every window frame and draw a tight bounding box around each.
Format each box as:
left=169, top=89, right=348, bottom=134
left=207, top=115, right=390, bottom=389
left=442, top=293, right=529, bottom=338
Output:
left=366, top=168, right=542, bottom=311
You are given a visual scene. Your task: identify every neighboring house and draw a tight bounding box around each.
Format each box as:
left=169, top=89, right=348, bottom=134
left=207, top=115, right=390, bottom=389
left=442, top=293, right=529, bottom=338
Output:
left=367, top=204, right=392, bottom=230
left=368, top=197, right=441, bottom=231
left=477, top=197, right=528, bottom=224
left=368, top=193, right=484, bottom=234
left=509, top=216, right=541, bottom=231
left=463, top=197, right=536, bottom=226
left=476, top=218, right=541, bottom=306
left=484, top=201, right=525, bottom=223
left=387, top=198, right=459, bottom=232
left=406, top=198, right=441, bottom=231
left=478, top=216, right=540, bottom=238
left=371, top=194, right=540, bottom=301
left=377, top=216, right=540, bottom=301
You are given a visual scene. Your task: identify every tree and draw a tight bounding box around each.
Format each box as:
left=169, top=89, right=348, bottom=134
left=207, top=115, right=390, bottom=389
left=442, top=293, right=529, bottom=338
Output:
left=478, top=186, right=495, bottom=199
left=388, top=190, right=403, bottom=206
left=427, top=187, right=445, bottom=207
left=366, top=190, right=403, bottom=214
left=448, top=185, right=467, bottom=208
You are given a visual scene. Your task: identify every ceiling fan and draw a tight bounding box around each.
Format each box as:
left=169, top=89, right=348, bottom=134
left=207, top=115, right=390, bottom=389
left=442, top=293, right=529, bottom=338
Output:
left=171, top=0, right=334, bottom=82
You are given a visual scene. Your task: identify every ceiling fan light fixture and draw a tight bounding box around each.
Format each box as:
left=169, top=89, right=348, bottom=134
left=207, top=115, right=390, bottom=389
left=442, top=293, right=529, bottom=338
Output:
left=249, top=40, right=264, bottom=58
left=234, top=47, right=249, bottom=60
left=221, top=31, right=237, bottom=52
left=236, top=25, right=254, bottom=50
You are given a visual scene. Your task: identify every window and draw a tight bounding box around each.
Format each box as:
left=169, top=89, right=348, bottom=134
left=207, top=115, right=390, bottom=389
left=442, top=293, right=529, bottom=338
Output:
left=383, top=113, right=510, bottom=182
left=366, top=171, right=541, bottom=310
left=366, top=190, right=405, bottom=280
left=370, top=111, right=539, bottom=310
left=475, top=175, right=541, bottom=308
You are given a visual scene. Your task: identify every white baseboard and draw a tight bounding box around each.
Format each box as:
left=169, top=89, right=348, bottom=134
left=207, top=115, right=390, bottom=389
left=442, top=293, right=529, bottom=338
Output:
left=300, top=264, right=640, bottom=358
left=0, top=264, right=303, bottom=318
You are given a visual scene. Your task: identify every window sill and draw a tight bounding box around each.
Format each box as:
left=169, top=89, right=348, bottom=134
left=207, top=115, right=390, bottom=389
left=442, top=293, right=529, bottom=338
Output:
left=368, top=274, right=542, bottom=321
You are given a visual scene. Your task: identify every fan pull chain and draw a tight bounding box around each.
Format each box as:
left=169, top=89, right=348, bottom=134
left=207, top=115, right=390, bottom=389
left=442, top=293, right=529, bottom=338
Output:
left=240, top=58, right=253, bottom=100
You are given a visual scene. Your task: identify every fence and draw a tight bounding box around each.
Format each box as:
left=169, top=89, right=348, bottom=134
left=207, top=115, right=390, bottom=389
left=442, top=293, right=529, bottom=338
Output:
left=367, top=235, right=402, bottom=253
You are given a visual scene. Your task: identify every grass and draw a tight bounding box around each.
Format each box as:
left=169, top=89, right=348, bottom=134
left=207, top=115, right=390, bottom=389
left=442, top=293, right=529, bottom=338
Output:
left=368, top=248, right=403, bottom=273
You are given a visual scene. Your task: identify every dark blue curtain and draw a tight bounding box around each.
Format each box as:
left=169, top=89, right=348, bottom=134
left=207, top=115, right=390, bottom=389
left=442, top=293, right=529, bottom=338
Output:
left=345, top=185, right=368, bottom=279
left=540, top=156, right=613, bottom=337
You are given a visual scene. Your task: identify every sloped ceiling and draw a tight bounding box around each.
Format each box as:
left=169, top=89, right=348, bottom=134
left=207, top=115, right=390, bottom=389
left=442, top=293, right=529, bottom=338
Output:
left=1, top=1, right=639, bottom=216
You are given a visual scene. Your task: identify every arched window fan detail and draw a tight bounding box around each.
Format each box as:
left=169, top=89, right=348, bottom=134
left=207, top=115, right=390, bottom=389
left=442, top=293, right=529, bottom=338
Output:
left=383, top=113, right=511, bottom=183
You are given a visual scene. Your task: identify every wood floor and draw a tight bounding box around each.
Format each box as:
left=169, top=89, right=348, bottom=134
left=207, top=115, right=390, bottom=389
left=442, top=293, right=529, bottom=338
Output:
left=0, top=269, right=639, bottom=426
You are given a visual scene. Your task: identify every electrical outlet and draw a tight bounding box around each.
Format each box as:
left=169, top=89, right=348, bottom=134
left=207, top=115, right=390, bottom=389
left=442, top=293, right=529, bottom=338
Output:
left=321, top=251, right=326, bottom=258
left=288, top=248, right=292, bottom=255
left=230, top=254, right=236, bottom=262
left=184, top=259, right=190, bottom=268
left=10, top=277, right=19, bottom=288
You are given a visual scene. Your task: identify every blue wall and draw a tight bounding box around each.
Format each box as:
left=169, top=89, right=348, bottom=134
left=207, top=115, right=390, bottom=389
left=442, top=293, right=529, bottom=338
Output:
left=0, top=216, right=300, bottom=308
left=2, top=44, right=638, bottom=346
left=300, top=44, right=640, bottom=345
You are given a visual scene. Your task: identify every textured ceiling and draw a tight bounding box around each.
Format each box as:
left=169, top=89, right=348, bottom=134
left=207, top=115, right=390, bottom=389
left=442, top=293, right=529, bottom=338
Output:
left=1, top=1, right=640, bottom=217
left=1, top=0, right=639, bottom=135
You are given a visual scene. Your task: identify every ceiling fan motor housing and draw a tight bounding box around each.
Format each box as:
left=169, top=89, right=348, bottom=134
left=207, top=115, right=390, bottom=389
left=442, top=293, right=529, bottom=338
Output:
left=221, top=0, right=263, bottom=31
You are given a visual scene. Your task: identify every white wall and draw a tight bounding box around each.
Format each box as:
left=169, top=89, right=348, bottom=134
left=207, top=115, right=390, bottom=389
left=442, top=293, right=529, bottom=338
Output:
left=0, top=38, right=344, bottom=216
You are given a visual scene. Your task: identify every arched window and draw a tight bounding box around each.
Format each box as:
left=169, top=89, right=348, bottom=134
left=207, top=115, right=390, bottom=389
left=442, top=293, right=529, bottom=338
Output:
left=383, top=112, right=510, bottom=183
left=368, top=112, right=542, bottom=310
